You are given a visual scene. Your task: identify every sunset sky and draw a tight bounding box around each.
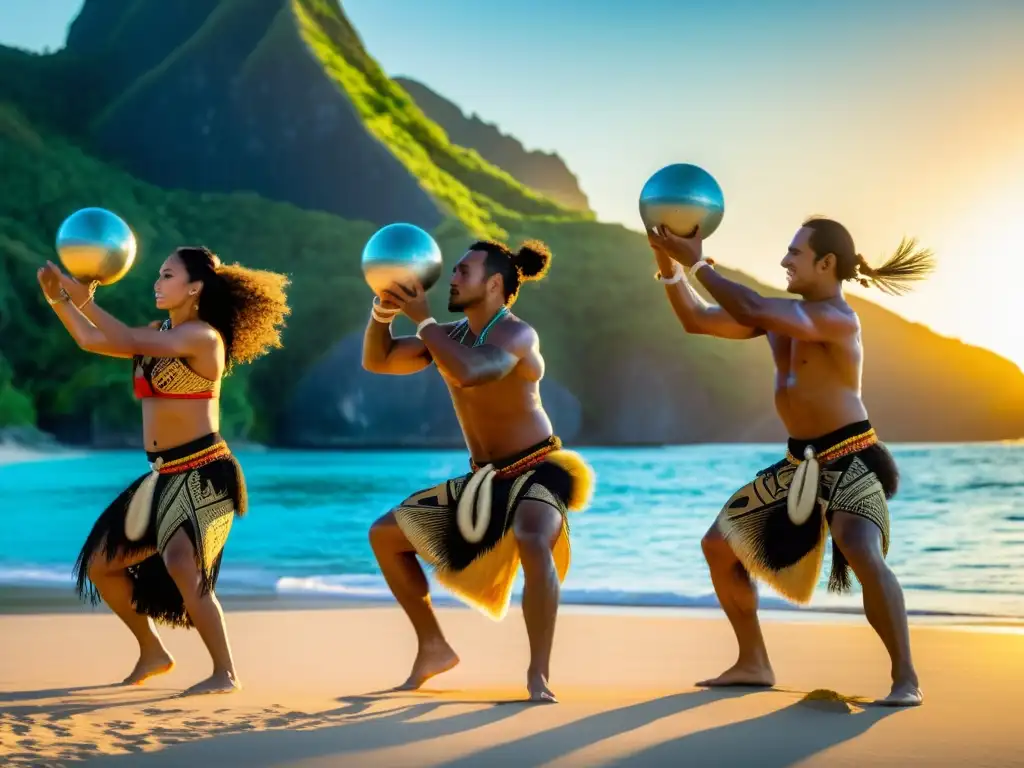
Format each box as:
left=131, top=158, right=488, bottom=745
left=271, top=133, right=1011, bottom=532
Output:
left=4, top=0, right=1023, bottom=368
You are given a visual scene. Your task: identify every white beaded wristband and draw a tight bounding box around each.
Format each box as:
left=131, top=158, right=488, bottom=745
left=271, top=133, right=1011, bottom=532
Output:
left=689, top=259, right=713, bottom=277
left=415, top=317, right=437, bottom=338
left=372, top=296, right=400, bottom=315
left=657, top=264, right=684, bottom=285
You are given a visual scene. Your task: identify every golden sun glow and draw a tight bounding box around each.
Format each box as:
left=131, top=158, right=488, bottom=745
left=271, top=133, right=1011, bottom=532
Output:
left=918, top=174, right=1024, bottom=371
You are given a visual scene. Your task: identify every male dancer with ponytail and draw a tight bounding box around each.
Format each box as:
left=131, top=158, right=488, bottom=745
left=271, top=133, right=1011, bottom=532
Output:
left=362, top=239, right=594, bottom=703
left=650, top=216, right=934, bottom=707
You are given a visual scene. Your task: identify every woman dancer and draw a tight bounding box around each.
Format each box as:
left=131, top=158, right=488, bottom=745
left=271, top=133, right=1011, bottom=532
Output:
left=37, top=247, right=289, bottom=695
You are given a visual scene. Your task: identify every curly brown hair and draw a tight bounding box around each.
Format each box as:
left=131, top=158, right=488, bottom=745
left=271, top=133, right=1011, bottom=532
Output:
left=173, top=247, right=290, bottom=367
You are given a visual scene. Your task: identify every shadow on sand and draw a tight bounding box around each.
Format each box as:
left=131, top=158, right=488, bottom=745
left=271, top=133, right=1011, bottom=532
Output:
left=68, top=694, right=531, bottom=767
left=0, top=683, right=180, bottom=721
left=435, top=687, right=755, bottom=767
left=11, top=686, right=907, bottom=767
left=0, top=684, right=112, bottom=703
left=606, top=694, right=903, bottom=767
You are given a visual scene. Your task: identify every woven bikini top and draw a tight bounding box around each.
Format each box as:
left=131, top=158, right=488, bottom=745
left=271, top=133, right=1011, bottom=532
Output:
left=132, top=319, right=219, bottom=400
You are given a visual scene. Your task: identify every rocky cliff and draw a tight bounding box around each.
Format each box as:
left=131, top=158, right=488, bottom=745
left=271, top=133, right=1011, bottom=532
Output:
left=395, top=77, right=592, bottom=214
left=67, top=0, right=442, bottom=230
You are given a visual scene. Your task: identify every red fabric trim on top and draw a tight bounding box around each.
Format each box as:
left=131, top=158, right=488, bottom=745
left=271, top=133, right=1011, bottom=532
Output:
left=133, top=375, right=214, bottom=400
left=134, top=375, right=154, bottom=399
left=153, top=391, right=215, bottom=400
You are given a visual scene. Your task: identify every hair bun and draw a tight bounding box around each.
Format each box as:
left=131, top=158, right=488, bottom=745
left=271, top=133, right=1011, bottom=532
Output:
left=511, top=239, right=552, bottom=281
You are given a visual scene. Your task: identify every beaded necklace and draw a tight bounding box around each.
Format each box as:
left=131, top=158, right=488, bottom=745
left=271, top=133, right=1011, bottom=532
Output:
left=452, top=306, right=509, bottom=347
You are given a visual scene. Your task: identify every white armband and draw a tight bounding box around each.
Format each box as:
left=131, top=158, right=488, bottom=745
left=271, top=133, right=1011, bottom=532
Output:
left=371, top=296, right=400, bottom=324
left=689, top=259, right=714, bottom=277
left=415, top=317, right=437, bottom=338
left=656, top=264, right=684, bottom=285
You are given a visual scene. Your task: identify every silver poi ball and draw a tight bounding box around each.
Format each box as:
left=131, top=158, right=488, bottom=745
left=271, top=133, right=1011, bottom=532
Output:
left=55, top=207, right=138, bottom=286
left=639, top=163, right=725, bottom=239
left=361, top=222, right=443, bottom=295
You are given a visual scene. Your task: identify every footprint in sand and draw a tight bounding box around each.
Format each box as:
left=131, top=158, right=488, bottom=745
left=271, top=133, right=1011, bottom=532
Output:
left=262, top=710, right=315, bottom=728
left=103, top=719, right=136, bottom=732
left=113, top=735, right=151, bottom=748
left=104, top=722, right=145, bottom=736
left=63, top=742, right=99, bottom=752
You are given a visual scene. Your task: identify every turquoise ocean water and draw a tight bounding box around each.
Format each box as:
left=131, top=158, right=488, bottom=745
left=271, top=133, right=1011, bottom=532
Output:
left=2, top=443, right=1023, bottom=618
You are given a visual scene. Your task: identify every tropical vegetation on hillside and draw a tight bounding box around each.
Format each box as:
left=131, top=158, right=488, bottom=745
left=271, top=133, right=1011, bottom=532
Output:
left=1, top=0, right=1022, bottom=447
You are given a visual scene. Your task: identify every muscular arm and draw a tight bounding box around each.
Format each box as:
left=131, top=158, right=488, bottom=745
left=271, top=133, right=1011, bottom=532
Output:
left=49, top=297, right=218, bottom=359
left=417, top=320, right=531, bottom=388
left=662, top=270, right=765, bottom=339
left=694, top=267, right=857, bottom=342
left=76, top=301, right=145, bottom=358
left=361, top=314, right=435, bottom=375
left=654, top=251, right=762, bottom=340
left=43, top=298, right=128, bottom=359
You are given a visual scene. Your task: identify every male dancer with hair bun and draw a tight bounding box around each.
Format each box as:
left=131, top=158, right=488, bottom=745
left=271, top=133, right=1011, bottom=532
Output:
left=362, top=238, right=595, bottom=704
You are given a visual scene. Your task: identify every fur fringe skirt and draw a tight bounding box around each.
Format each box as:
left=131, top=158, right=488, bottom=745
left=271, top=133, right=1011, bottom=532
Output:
left=73, top=432, right=247, bottom=629
left=392, top=436, right=595, bottom=621
left=716, top=420, right=897, bottom=605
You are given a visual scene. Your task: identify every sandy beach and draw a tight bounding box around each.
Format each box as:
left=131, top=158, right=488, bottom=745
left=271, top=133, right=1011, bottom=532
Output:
left=2, top=603, right=1023, bottom=767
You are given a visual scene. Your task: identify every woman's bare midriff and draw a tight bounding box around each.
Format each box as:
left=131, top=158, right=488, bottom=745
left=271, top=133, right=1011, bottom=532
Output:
left=142, top=399, right=220, bottom=453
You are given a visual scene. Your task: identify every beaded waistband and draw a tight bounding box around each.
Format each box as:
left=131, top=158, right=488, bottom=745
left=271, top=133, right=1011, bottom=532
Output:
left=156, top=440, right=231, bottom=475
left=470, top=436, right=563, bottom=478
left=785, top=428, right=877, bottom=465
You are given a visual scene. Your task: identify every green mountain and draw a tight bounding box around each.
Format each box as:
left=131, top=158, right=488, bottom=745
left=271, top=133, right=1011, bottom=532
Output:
left=394, top=77, right=591, bottom=214
left=1, top=0, right=1022, bottom=448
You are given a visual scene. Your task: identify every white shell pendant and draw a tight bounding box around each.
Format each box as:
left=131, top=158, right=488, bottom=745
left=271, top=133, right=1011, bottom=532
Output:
left=124, top=458, right=163, bottom=541
left=457, top=465, right=495, bottom=543
left=787, top=446, right=820, bottom=525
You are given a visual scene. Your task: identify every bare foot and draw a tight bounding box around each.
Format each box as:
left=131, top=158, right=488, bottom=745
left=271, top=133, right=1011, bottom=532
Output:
left=122, top=647, right=175, bottom=686
left=696, top=660, right=775, bottom=688
left=395, top=641, right=460, bottom=691
left=178, top=670, right=241, bottom=697
left=876, top=679, right=923, bottom=707
left=527, top=671, right=558, bottom=704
